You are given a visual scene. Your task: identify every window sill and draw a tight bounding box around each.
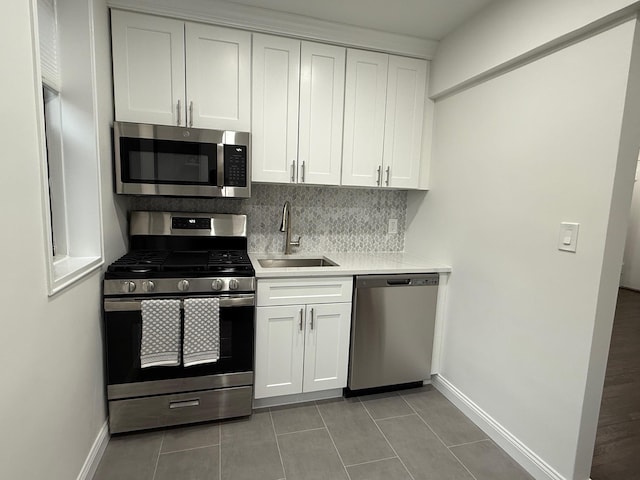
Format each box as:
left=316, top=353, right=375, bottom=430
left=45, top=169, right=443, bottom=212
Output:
left=50, top=255, right=103, bottom=296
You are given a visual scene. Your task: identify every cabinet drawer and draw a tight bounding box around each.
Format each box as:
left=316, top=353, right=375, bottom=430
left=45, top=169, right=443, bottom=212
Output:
left=109, top=386, right=252, bottom=433
left=257, top=277, right=353, bottom=306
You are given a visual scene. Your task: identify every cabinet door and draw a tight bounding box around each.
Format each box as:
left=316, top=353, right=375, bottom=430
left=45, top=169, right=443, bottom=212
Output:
left=298, top=42, right=345, bottom=186
left=254, top=305, right=305, bottom=399
left=383, top=56, right=427, bottom=189
left=185, top=23, right=251, bottom=131
left=303, top=303, right=352, bottom=393
left=252, top=34, right=300, bottom=183
left=111, top=10, right=186, bottom=126
left=342, top=50, right=388, bottom=187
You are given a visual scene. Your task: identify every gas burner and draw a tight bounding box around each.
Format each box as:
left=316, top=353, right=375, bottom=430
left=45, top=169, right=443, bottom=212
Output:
left=208, top=250, right=252, bottom=267
left=108, top=251, right=169, bottom=273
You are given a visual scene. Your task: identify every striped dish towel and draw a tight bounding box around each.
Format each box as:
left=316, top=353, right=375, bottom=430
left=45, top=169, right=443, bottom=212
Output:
left=140, top=299, right=181, bottom=368
left=183, top=297, right=220, bottom=367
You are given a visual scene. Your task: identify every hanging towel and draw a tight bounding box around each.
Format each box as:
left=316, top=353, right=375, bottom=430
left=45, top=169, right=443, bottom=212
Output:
left=140, top=299, right=181, bottom=368
left=183, top=297, right=220, bottom=367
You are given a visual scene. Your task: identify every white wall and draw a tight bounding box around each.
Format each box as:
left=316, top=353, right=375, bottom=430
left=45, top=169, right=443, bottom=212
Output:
left=0, top=0, right=126, bottom=478
left=431, top=0, right=640, bottom=97
left=621, top=162, right=640, bottom=289
left=406, top=15, right=640, bottom=480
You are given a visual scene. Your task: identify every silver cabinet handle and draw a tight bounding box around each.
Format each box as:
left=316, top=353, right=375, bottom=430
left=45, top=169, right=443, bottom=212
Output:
left=177, top=99, right=181, bottom=126
left=169, top=398, right=200, bottom=409
left=189, top=101, right=194, bottom=127
left=310, top=307, right=314, bottom=330
left=291, top=161, right=296, bottom=183
left=385, top=166, right=390, bottom=186
left=376, top=165, right=382, bottom=186
left=299, top=308, right=304, bottom=331
left=301, top=161, right=305, bottom=183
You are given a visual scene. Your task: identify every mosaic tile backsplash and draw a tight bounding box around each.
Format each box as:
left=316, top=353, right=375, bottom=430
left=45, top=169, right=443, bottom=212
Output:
left=128, top=184, right=407, bottom=253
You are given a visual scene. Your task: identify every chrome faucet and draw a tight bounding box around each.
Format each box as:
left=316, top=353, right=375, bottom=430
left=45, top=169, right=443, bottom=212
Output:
left=280, top=201, right=301, bottom=255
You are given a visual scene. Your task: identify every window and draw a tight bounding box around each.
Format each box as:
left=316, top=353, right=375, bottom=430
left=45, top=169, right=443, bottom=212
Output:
left=33, top=0, right=103, bottom=294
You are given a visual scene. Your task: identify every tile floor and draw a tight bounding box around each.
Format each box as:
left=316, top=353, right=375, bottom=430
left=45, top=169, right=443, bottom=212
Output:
left=94, top=385, right=533, bottom=480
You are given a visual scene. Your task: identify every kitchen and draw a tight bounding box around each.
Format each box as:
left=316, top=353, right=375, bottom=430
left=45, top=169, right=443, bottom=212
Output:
left=2, top=1, right=640, bottom=480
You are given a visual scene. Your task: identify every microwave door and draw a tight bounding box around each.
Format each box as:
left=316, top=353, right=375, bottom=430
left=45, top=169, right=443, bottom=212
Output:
left=122, top=138, right=217, bottom=186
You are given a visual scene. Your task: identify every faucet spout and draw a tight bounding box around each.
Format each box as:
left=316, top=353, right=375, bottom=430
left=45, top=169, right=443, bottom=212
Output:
left=280, top=201, right=301, bottom=255
left=280, top=201, right=289, bottom=233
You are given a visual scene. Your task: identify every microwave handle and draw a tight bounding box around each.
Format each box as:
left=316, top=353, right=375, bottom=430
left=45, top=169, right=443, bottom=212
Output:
left=217, top=144, right=225, bottom=187
left=176, top=100, right=181, bottom=126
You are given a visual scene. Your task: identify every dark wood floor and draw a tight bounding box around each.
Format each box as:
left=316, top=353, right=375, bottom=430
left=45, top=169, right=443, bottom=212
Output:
left=591, top=288, right=640, bottom=480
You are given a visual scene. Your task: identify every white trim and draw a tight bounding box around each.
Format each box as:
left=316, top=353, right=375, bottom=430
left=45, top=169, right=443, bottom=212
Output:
left=432, top=374, right=567, bottom=480
left=107, top=0, right=437, bottom=59
left=31, top=0, right=106, bottom=297
left=253, top=388, right=343, bottom=409
left=87, top=0, right=106, bottom=270
left=431, top=8, right=640, bottom=100
left=76, top=420, right=109, bottom=480
left=50, top=256, right=103, bottom=295
left=431, top=272, right=449, bottom=374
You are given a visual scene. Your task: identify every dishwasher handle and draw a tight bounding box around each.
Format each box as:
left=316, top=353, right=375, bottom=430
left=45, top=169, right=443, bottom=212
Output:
left=387, top=279, right=411, bottom=285
left=355, top=274, right=439, bottom=288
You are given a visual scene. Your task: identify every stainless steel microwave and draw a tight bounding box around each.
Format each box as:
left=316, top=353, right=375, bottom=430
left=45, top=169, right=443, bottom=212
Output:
left=113, top=122, right=251, bottom=198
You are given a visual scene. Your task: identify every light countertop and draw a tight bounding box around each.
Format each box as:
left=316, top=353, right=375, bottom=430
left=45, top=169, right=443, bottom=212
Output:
left=249, top=252, right=452, bottom=278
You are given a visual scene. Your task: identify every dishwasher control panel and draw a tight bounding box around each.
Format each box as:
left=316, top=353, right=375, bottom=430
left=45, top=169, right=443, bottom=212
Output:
left=409, top=277, right=439, bottom=286
left=355, top=273, right=439, bottom=288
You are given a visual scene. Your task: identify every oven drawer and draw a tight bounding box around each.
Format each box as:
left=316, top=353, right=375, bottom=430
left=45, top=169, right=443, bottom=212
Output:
left=109, top=386, right=252, bottom=434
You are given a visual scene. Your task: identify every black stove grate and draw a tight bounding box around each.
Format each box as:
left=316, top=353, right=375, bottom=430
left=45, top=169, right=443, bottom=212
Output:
left=107, top=249, right=254, bottom=276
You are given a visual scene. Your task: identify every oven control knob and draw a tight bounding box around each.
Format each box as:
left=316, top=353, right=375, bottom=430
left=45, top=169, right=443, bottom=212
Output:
left=211, top=279, right=224, bottom=291
left=122, top=281, right=136, bottom=293
left=177, top=279, right=190, bottom=291
left=228, top=278, right=239, bottom=290
left=143, top=281, right=155, bottom=293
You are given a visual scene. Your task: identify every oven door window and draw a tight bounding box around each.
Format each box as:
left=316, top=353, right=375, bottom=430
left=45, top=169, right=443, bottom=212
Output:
left=120, top=137, right=217, bottom=185
left=105, top=304, right=254, bottom=385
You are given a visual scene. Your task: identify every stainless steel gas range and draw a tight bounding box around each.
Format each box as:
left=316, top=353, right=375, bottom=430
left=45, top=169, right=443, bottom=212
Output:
left=103, top=211, right=255, bottom=434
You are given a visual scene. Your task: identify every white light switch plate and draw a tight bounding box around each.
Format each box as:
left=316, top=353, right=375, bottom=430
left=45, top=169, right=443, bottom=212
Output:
left=558, top=222, right=579, bottom=252
left=388, top=218, right=398, bottom=234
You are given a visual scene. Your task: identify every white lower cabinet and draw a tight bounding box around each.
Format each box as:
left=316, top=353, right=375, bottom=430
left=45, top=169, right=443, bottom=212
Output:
left=254, top=277, right=353, bottom=399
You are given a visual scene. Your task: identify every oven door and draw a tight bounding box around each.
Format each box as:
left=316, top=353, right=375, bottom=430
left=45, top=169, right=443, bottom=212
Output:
left=103, top=294, right=254, bottom=400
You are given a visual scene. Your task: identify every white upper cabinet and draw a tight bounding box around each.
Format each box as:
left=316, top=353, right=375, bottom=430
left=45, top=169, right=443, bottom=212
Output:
left=185, top=23, right=251, bottom=131
left=251, top=34, right=300, bottom=183
left=383, top=56, right=427, bottom=189
left=111, top=10, right=185, bottom=126
left=252, top=34, right=345, bottom=185
left=342, top=50, right=388, bottom=187
left=342, top=49, right=427, bottom=189
left=298, top=42, right=345, bottom=186
left=111, top=10, right=251, bottom=131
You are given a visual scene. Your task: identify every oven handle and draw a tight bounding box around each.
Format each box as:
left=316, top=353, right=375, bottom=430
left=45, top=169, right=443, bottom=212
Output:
left=103, top=294, right=255, bottom=312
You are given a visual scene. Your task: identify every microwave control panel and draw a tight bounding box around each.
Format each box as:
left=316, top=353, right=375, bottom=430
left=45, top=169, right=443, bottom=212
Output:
left=224, top=145, right=247, bottom=187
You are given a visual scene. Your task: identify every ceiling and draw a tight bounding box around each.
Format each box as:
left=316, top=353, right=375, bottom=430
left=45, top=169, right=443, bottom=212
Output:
left=218, top=0, right=495, bottom=40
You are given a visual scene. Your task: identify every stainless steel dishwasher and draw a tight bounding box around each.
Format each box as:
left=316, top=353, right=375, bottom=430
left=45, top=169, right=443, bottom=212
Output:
left=347, top=273, right=439, bottom=394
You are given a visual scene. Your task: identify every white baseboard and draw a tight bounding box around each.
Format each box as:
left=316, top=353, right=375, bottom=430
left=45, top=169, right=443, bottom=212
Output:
left=76, top=420, right=109, bottom=480
left=432, top=375, right=567, bottom=480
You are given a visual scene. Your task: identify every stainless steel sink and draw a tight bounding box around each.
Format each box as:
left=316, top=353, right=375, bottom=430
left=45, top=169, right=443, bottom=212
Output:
left=258, top=257, right=339, bottom=268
